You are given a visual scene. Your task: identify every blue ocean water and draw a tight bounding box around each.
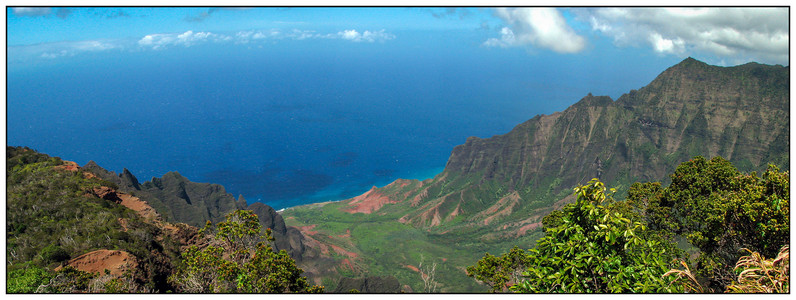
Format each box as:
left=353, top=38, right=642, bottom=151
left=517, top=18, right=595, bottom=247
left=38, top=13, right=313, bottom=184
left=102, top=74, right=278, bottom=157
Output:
left=7, top=33, right=673, bottom=210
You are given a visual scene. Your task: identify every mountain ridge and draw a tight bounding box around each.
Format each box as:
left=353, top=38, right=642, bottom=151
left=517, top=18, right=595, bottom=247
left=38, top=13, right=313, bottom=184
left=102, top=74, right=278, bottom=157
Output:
left=81, top=162, right=315, bottom=262
left=281, top=57, right=789, bottom=292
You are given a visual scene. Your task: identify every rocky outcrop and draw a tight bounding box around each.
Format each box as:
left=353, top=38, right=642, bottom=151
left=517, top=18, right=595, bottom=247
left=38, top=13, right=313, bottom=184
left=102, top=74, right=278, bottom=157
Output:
left=82, top=162, right=310, bottom=262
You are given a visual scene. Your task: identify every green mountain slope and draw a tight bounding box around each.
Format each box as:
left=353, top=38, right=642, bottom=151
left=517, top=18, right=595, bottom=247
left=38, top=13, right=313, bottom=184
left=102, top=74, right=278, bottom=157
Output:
left=6, top=147, right=320, bottom=293
left=6, top=147, right=198, bottom=292
left=281, top=58, right=789, bottom=292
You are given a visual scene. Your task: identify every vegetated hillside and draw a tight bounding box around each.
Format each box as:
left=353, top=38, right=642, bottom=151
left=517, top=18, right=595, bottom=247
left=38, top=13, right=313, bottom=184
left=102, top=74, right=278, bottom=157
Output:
left=281, top=58, right=789, bottom=292
left=6, top=147, right=319, bottom=293
left=82, top=163, right=314, bottom=263
left=6, top=146, right=203, bottom=292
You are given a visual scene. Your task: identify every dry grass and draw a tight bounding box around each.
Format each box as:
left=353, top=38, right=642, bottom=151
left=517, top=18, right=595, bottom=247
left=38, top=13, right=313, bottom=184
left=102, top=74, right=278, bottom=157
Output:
left=664, top=245, right=790, bottom=294
left=663, top=260, right=704, bottom=293
left=726, top=245, right=789, bottom=293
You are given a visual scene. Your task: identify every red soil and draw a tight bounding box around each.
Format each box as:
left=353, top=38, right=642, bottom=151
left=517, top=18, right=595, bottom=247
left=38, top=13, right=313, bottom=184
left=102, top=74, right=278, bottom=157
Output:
left=330, top=245, right=358, bottom=259
left=92, top=187, right=161, bottom=222
left=411, top=188, right=429, bottom=206
left=516, top=222, right=541, bottom=236
left=336, top=229, right=351, bottom=238
left=405, top=264, right=420, bottom=273
left=296, top=224, right=318, bottom=236
left=341, top=259, right=355, bottom=272
left=56, top=250, right=138, bottom=277
left=343, top=187, right=396, bottom=214
left=55, top=160, right=79, bottom=171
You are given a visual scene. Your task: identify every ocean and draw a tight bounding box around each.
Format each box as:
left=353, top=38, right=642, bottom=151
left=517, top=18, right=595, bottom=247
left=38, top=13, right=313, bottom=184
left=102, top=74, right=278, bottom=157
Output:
left=7, top=33, right=670, bottom=210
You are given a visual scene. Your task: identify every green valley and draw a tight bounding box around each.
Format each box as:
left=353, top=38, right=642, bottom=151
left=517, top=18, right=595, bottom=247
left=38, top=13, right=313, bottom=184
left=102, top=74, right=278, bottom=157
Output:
left=281, top=58, right=790, bottom=292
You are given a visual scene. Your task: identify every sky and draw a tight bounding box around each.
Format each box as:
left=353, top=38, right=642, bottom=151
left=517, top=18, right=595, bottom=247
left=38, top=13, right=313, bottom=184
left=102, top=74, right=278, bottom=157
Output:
left=4, top=6, right=791, bottom=209
left=6, top=6, right=790, bottom=67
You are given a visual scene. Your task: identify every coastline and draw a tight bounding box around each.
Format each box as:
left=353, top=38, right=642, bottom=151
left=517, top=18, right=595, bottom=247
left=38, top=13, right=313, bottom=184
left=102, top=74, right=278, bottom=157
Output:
left=276, top=166, right=446, bottom=212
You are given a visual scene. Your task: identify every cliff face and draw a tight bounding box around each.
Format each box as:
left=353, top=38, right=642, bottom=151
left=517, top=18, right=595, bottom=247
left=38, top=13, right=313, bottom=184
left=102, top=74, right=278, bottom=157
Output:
left=82, top=163, right=310, bottom=261
left=391, top=57, right=789, bottom=229
left=280, top=58, right=789, bottom=292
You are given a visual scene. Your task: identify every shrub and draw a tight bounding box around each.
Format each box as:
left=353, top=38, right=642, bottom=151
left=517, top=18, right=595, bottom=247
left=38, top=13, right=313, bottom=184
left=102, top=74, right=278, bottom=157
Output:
left=7, top=266, right=54, bottom=293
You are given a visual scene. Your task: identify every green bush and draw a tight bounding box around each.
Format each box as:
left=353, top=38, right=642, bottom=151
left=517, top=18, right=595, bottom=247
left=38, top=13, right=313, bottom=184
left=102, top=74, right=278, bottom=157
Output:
left=169, top=210, right=323, bottom=293
left=628, top=156, right=789, bottom=291
left=7, top=266, right=54, bottom=293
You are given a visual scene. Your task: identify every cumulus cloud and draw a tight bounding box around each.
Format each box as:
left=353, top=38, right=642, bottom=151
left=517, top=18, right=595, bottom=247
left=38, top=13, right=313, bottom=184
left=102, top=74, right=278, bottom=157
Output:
left=234, top=30, right=273, bottom=44
left=485, top=7, right=586, bottom=53
left=11, top=27, right=397, bottom=64
left=215, top=28, right=397, bottom=45
left=337, top=29, right=396, bottom=43
left=288, top=29, right=325, bottom=40
left=138, top=30, right=229, bottom=49
left=136, top=28, right=395, bottom=49
left=483, top=27, right=516, bottom=48
left=577, top=7, right=789, bottom=65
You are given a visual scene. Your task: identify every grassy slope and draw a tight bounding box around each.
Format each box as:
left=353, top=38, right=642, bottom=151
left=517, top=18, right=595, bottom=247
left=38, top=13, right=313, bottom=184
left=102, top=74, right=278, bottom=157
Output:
left=283, top=177, right=545, bottom=292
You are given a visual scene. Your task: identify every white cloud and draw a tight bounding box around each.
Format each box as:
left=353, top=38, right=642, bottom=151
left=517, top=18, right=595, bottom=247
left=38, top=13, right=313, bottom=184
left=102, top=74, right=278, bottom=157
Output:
left=483, top=27, right=516, bottom=48
left=649, top=33, right=685, bottom=54
left=234, top=29, right=282, bottom=44
left=10, top=27, right=397, bottom=64
left=576, top=7, right=789, bottom=65
left=288, top=29, right=323, bottom=40
left=486, top=8, right=586, bottom=53
left=137, top=28, right=395, bottom=49
left=38, top=40, right=119, bottom=59
left=337, top=29, right=396, bottom=43
left=6, top=39, right=121, bottom=63
left=138, top=30, right=228, bottom=49
left=12, top=7, right=52, bottom=16
left=231, top=28, right=394, bottom=44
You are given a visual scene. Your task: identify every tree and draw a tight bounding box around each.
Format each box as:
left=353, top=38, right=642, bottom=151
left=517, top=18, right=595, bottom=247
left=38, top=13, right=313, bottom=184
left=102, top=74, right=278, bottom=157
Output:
left=466, top=246, right=531, bottom=292
left=169, top=210, right=323, bottom=293
left=629, top=157, right=789, bottom=291
left=418, top=255, right=439, bottom=293
left=505, top=179, right=681, bottom=293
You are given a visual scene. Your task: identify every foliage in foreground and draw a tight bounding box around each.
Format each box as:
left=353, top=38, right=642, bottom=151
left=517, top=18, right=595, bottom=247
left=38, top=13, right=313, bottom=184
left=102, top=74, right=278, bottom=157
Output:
left=465, top=246, right=530, bottom=292
left=6, top=266, right=54, bottom=293
left=629, top=156, right=789, bottom=291
left=469, top=156, right=789, bottom=293
left=667, top=245, right=789, bottom=293
left=469, top=179, right=682, bottom=293
left=726, top=245, right=789, bottom=293
left=168, top=210, right=323, bottom=293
